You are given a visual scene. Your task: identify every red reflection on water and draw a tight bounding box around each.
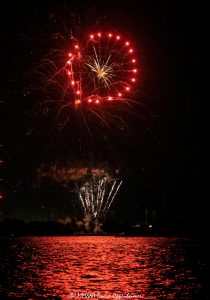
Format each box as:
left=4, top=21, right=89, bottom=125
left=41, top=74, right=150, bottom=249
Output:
left=2, top=237, right=203, bottom=300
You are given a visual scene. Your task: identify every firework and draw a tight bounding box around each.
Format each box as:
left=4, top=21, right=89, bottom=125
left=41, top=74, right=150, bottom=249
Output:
left=36, top=165, right=122, bottom=222
left=66, top=32, right=138, bottom=106
left=35, top=31, right=139, bottom=133
left=77, top=173, right=122, bottom=221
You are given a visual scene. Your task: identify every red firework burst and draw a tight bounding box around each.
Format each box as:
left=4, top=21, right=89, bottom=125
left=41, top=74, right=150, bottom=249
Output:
left=34, top=30, right=140, bottom=133
left=65, top=32, right=138, bottom=106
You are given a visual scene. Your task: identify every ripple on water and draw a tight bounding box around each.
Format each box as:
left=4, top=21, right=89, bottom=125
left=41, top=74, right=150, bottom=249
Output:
left=0, top=236, right=209, bottom=299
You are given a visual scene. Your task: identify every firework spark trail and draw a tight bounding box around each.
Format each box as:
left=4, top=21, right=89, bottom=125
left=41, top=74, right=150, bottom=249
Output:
left=102, top=180, right=117, bottom=216
left=97, top=179, right=107, bottom=217
left=79, top=192, right=87, bottom=214
left=98, top=180, right=105, bottom=209
left=100, top=180, right=107, bottom=214
left=104, top=180, right=122, bottom=216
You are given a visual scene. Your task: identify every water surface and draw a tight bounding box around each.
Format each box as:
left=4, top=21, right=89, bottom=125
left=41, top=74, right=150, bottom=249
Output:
left=0, top=236, right=209, bottom=299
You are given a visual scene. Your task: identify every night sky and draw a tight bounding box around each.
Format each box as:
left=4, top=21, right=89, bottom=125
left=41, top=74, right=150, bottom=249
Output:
left=0, top=1, right=199, bottom=228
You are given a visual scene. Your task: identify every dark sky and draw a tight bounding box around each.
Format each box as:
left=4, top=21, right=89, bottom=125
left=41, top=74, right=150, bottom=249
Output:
left=0, top=0, right=198, bottom=224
